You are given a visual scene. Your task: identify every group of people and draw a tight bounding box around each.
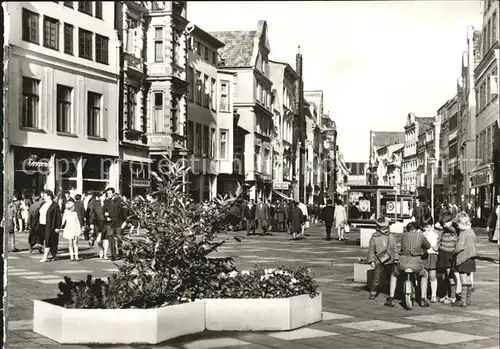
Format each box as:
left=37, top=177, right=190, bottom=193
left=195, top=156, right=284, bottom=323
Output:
left=368, top=211, right=478, bottom=308
left=7, top=187, right=129, bottom=262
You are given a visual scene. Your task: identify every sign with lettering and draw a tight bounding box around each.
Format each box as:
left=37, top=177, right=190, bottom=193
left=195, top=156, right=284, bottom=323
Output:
left=470, top=170, right=492, bottom=187
left=132, top=179, right=151, bottom=188
left=273, top=182, right=290, bottom=190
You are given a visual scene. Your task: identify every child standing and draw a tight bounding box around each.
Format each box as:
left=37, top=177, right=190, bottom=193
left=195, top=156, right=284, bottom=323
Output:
left=437, top=212, right=461, bottom=304
left=60, top=201, right=82, bottom=261
left=454, top=212, right=476, bottom=307
left=367, top=217, right=397, bottom=300
left=421, top=218, right=441, bottom=303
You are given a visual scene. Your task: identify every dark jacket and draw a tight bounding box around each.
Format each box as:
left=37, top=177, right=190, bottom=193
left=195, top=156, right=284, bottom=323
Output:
left=90, top=200, right=106, bottom=231
left=45, top=201, right=62, bottom=238
left=103, top=196, right=127, bottom=228
left=412, top=204, right=426, bottom=227
left=321, top=205, right=335, bottom=223
left=243, top=204, right=256, bottom=219
left=27, top=200, right=43, bottom=231
left=288, top=207, right=304, bottom=233
left=74, top=200, right=86, bottom=227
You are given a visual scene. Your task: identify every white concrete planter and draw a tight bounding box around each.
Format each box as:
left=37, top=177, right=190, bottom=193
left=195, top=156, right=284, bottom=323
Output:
left=33, top=299, right=205, bottom=344
left=205, top=292, right=322, bottom=331
left=353, top=263, right=374, bottom=283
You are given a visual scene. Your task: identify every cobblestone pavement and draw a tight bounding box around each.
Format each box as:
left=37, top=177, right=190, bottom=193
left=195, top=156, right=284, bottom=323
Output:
left=6, top=226, right=500, bottom=349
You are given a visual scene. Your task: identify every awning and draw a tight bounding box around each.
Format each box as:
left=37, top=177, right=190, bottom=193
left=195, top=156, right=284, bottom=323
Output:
left=273, top=190, right=292, bottom=201
left=120, top=151, right=153, bottom=164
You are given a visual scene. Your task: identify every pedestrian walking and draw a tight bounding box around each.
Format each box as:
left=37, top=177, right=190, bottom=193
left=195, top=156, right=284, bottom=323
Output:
left=487, top=195, right=499, bottom=243
left=367, top=217, right=397, bottom=300
left=40, top=190, right=62, bottom=263
left=19, top=193, right=32, bottom=232
left=256, top=199, right=270, bottom=235
left=243, top=199, right=256, bottom=236
left=321, top=199, right=335, bottom=240
left=7, top=196, right=20, bottom=252
left=60, top=201, right=83, bottom=261
left=421, top=217, right=440, bottom=303
left=334, top=199, right=347, bottom=241
left=27, top=193, right=43, bottom=253
left=103, top=188, right=127, bottom=261
left=454, top=212, right=477, bottom=307
left=276, top=200, right=287, bottom=232
left=297, top=201, right=308, bottom=238
left=90, top=191, right=109, bottom=259
left=288, top=201, right=304, bottom=240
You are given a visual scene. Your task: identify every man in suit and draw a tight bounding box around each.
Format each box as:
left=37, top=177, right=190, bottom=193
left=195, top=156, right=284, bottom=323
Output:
left=256, top=199, right=270, bottom=235
left=103, top=188, right=127, bottom=261
left=322, top=199, right=335, bottom=240
left=412, top=197, right=426, bottom=229
left=243, top=199, right=256, bottom=236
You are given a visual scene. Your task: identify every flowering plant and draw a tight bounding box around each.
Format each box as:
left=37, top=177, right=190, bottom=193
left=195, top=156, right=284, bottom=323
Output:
left=203, top=265, right=319, bottom=299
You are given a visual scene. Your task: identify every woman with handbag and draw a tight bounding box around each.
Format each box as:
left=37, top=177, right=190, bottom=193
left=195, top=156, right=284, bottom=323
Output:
left=334, top=199, right=347, bottom=241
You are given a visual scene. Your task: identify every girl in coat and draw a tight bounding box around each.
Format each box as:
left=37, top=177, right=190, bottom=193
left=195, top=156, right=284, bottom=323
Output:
left=454, top=212, right=477, bottom=307
left=60, top=201, right=83, bottom=261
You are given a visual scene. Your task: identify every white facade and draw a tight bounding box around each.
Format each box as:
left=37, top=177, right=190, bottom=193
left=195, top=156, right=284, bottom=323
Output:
left=186, top=26, right=224, bottom=201
left=4, top=1, right=120, bottom=198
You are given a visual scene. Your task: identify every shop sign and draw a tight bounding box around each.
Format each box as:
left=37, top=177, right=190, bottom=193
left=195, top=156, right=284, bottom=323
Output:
left=470, top=170, right=492, bottom=187
left=273, top=182, right=290, bottom=190
left=132, top=179, right=151, bottom=188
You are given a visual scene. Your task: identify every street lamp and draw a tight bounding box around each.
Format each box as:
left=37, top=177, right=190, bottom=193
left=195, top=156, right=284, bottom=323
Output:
left=429, top=157, right=436, bottom=221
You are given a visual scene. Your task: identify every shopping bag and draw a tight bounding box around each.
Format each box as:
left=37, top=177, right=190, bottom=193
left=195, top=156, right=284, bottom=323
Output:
left=345, top=225, right=350, bottom=233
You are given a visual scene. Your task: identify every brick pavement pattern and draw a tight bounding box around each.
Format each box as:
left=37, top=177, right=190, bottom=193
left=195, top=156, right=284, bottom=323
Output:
left=6, top=226, right=500, bottom=349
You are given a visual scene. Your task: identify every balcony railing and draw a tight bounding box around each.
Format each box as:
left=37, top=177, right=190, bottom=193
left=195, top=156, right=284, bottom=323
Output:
left=124, top=53, right=144, bottom=75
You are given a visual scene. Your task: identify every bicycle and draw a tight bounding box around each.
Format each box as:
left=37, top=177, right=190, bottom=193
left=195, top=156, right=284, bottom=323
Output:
left=402, top=268, right=418, bottom=310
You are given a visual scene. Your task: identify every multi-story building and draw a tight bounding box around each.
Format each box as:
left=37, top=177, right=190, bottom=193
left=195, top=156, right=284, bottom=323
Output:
left=4, top=1, right=120, bottom=199
left=471, top=0, right=499, bottom=221
left=436, top=102, right=450, bottom=202
left=116, top=1, right=151, bottom=198
left=402, top=114, right=434, bottom=195
left=458, top=26, right=482, bottom=206
left=269, top=60, right=298, bottom=199
left=211, top=20, right=274, bottom=200
left=305, top=100, right=318, bottom=204
left=321, top=114, right=338, bottom=199
left=185, top=25, right=224, bottom=201
left=416, top=123, right=434, bottom=201
left=145, top=1, right=189, bottom=169
left=374, top=143, right=404, bottom=187
left=304, top=90, right=323, bottom=125
left=368, top=130, right=405, bottom=185
left=346, top=162, right=367, bottom=186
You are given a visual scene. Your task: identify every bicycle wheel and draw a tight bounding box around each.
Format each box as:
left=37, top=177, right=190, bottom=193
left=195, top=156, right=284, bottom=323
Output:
left=403, top=280, right=413, bottom=310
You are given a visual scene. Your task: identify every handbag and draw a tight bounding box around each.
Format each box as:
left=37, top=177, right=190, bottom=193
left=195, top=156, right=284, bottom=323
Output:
left=344, top=225, right=350, bottom=233
left=96, top=233, right=102, bottom=244
left=376, top=250, right=391, bottom=264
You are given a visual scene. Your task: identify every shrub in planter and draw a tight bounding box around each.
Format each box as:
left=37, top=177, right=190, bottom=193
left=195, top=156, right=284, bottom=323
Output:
left=54, top=159, right=319, bottom=310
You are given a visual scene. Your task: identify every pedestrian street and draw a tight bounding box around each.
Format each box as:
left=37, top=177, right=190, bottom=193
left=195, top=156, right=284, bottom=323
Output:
left=7, top=226, right=500, bottom=349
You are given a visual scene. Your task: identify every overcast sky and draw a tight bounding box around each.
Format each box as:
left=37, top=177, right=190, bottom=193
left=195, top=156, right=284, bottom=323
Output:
left=187, top=1, right=483, bottom=162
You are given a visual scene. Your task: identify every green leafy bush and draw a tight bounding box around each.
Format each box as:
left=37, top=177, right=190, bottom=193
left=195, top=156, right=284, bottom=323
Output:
left=56, top=159, right=318, bottom=309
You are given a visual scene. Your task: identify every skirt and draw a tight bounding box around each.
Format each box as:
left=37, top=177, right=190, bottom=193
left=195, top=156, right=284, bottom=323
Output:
left=437, top=251, right=454, bottom=269
left=456, top=258, right=476, bottom=273
left=423, top=253, right=439, bottom=270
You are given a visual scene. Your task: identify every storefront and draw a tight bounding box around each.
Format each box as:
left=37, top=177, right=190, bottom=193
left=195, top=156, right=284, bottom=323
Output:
left=272, top=182, right=292, bottom=201
left=470, top=167, right=494, bottom=221
left=13, top=147, right=53, bottom=197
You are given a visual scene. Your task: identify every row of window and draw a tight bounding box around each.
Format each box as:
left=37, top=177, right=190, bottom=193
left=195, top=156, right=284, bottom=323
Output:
left=187, top=67, right=231, bottom=112
left=255, top=146, right=272, bottom=175
left=482, top=10, right=497, bottom=57
left=153, top=27, right=181, bottom=64
left=189, top=39, right=217, bottom=65
left=477, top=67, right=498, bottom=112
left=256, top=82, right=272, bottom=110
left=186, top=121, right=228, bottom=160
left=22, top=77, right=103, bottom=138
left=476, top=125, right=495, bottom=164
left=58, top=1, right=103, bottom=19
left=22, top=8, right=109, bottom=64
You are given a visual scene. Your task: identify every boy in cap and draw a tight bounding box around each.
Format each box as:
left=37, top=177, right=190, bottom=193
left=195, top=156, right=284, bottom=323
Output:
left=385, top=221, right=432, bottom=307
left=368, top=216, right=398, bottom=299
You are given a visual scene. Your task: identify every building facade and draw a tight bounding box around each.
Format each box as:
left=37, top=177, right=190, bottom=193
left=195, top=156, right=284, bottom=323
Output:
left=212, top=21, right=274, bottom=201
left=304, top=90, right=324, bottom=125
left=416, top=123, right=434, bottom=201
left=368, top=130, right=405, bottom=185
left=458, top=26, right=482, bottom=206
left=402, top=114, right=433, bottom=195
left=145, top=1, right=189, bottom=168
left=346, top=162, right=367, bottom=186
left=4, top=1, right=120, bottom=199
left=471, top=0, right=499, bottom=221
left=185, top=25, right=224, bottom=201
left=116, top=1, right=151, bottom=199
left=269, top=60, right=298, bottom=199
left=374, top=143, right=404, bottom=188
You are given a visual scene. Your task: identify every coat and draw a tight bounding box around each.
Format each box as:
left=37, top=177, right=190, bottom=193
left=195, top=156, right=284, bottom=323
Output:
left=256, top=203, right=270, bottom=222
left=90, top=200, right=106, bottom=231
left=242, top=204, right=256, bottom=219
left=368, top=230, right=398, bottom=265
left=487, top=205, right=499, bottom=241
left=288, top=207, right=304, bottom=233
left=334, top=205, right=347, bottom=227
left=27, top=200, right=43, bottom=246
left=455, top=228, right=476, bottom=266
left=412, top=204, right=426, bottom=227
left=74, top=200, right=86, bottom=227
left=103, top=196, right=127, bottom=228
left=321, top=205, right=335, bottom=224
left=276, top=203, right=287, bottom=223
left=45, top=201, right=62, bottom=248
